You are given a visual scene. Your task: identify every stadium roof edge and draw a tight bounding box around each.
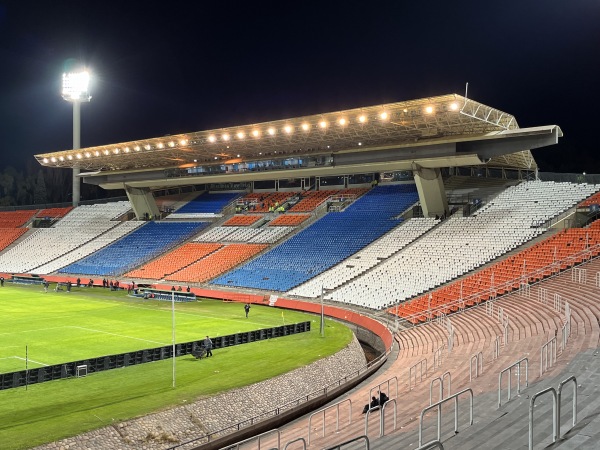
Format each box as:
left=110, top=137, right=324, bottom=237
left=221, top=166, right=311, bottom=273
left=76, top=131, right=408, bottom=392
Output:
left=34, top=94, right=546, bottom=172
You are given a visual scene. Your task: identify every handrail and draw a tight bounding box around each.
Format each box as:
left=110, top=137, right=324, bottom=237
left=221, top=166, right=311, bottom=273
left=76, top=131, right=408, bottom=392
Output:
left=368, top=376, right=398, bottom=405
left=393, top=244, right=600, bottom=326
left=498, top=357, right=529, bottom=408
left=283, top=437, right=307, bottom=450
left=433, top=345, right=445, bottom=368
left=227, top=429, right=280, bottom=450
left=418, top=387, right=473, bottom=446
left=409, top=358, right=428, bottom=389
left=557, top=375, right=578, bottom=438
left=469, top=352, right=483, bottom=381
left=380, top=399, right=397, bottom=437
left=429, top=371, right=451, bottom=406
left=416, top=441, right=444, bottom=450
left=308, top=398, right=352, bottom=445
left=540, top=336, right=557, bottom=377
left=323, top=435, right=370, bottom=450
left=529, top=387, right=558, bottom=449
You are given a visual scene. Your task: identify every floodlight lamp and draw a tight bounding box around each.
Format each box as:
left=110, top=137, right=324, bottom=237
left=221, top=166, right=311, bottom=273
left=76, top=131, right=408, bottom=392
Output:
left=284, top=125, right=293, bottom=134
left=76, top=153, right=82, bottom=159
left=380, top=112, right=389, bottom=120
left=50, top=157, right=57, bottom=162
left=425, top=106, right=434, bottom=114
left=134, top=146, right=140, bottom=151
left=358, top=115, right=367, bottom=123
left=208, top=135, right=216, bottom=143
left=179, top=139, right=187, bottom=146
left=301, top=123, right=310, bottom=131
left=319, top=120, right=327, bottom=129
left=85, top=152, right=91, bottom=158
left=168, top=141, right=175, bottom=147
left=67, top=155, right=72, bottom=160
left=267, top=127, right=276, bottom=136
left=62, top=70, right=91, bottom=102
left=43, top=158, right=49, bottom=163
left=449, top=102, right=459, bottom=111
left=338, top=118, right=347, bottom=126
left=237, top=131, right=245, bottom=139
left=59, top=156, right=65, bottom=161
left=222, top=133, right=230, bottom=141
left=157, top=142, right=164, bottom=149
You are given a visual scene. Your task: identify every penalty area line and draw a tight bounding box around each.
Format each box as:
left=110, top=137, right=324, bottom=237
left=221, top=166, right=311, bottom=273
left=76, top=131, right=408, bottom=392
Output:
left=13, top=356, right=50, bottom=366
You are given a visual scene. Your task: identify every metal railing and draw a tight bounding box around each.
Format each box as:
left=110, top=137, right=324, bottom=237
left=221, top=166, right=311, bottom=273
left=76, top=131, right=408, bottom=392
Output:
left=540, top=336, right=558, bottom=377
left=416, top=441, right=444, bottom=450
left=323, top=435, right=370, bottom=450
left=429, top=371, right=451, bottom=406
left=498, top=357, right=529, bottom=408
left=368, top=376, right=398, bottom=405
left=283, top=437, right=307, bottom=450
left=469, top=352, right=483, bottom=381
left=409, top=358, right=428, bottom=389
left=418, top=388, right=474, bottom=446
left=528, top=375, right=579, bottom=450
left=227, top=429, right=280, bottom=450
left=308, top=398, right=352, bottom=445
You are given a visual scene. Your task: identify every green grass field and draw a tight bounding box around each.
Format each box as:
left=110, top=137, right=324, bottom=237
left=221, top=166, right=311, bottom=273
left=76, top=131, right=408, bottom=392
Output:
left=0, top=283, right=352, bottom=449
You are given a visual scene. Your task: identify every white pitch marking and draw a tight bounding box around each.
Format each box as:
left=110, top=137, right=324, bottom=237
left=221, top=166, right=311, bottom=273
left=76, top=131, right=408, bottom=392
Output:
left=69, top=326, right=167, bottom=345
left=14, top=356, right=49, bottom=366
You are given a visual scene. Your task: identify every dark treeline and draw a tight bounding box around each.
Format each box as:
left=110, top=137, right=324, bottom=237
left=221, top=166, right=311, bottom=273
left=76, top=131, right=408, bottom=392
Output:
left=0, top=161, right=122, bottom=207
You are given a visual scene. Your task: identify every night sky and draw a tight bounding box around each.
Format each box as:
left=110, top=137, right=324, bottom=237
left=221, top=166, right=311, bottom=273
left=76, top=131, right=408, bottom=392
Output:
left=1, top=1, right=599, bottom=174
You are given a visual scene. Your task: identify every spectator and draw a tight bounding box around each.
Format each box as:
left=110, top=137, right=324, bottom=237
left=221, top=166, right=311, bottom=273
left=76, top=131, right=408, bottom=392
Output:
left=0, top=276, right=4, bottom=287
left=186, top=286, right=191, bottom=292
left=76, top=278, right=81, bottom=287
left=379, top=391, right=389, bottom=406
left=171, top=286, right=176, bottom=291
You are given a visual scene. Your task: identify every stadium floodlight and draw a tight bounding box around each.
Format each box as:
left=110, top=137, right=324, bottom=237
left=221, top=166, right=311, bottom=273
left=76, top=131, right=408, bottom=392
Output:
left=62, top=67, right=92, bottom=207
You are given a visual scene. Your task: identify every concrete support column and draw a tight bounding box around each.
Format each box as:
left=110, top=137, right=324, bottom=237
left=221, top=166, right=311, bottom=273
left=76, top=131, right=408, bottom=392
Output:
left=125, top=186, right=160, bottom=220
left=413, top=166, right=448, bottom=218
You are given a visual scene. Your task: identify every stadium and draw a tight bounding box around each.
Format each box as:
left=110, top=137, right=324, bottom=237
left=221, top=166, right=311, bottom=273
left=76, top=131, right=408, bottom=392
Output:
left=1, top=92, right=600, bottom=450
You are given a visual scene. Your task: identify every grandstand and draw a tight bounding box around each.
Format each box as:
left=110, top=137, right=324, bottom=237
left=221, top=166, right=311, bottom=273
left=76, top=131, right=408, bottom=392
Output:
left=3, top=93, right=600, bottom=448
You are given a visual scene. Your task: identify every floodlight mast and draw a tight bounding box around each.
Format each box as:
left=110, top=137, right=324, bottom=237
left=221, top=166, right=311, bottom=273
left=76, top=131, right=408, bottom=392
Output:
left=62, top=70, right=91, bottom=207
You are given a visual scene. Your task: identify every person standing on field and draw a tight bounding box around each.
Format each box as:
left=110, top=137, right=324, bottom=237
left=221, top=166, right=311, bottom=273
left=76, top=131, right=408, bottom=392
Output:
left=203, top=336, right=213, bottom=357
left=244, top=303, right=251, bottom=318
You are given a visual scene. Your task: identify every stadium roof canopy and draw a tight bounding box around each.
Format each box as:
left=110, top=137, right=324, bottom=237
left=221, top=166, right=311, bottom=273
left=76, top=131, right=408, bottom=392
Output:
left=35, top=94, right=559, bottom=179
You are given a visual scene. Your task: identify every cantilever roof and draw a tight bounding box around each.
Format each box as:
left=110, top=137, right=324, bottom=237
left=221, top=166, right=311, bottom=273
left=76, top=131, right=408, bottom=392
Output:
left=35, top=94, right=537, bottom=172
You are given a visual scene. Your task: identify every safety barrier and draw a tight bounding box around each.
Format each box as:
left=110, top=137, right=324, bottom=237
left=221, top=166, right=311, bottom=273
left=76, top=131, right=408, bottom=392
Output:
left=469, top=352, right=483, bottom=381
left=283, top=437, right=307, bottom=449
left=416, top=441, right=444, bottom=450
left=323, top=435, right=370, bottom=450
left=368, top=376, right=398, bottom=405
left=433, top=345, right=445, bottom=369
left=418, top=388, right=473, bottom=446
left=429, top=371, right=451, bottom=406
left=540, top=336, right=557, bottom=377
left=364, top=398, right=397, bottom=437
left=227, top=429, right=280, bottom=450
left=409, top=358, right=428, bottom=389
left=308, top=398, right=352, bottom=445
left=498, top=357, right=529, bottom=408
left=571, top=267, right=587, bottom=284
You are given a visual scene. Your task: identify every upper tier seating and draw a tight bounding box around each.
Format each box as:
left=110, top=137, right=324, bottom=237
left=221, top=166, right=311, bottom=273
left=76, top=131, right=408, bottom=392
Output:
left=166, top=243, right=268, bottom=283
left=59, top=221, right=208, bottom=276
left=579, top=190, right=600, bottom=207
left=166, top=192, right=240, bottom=219
left=0, top=209, right=37, bottom=228
left=222, top=215, right=262, bottom=226
left=125, top=242, right=223, bottom=279
left=288, top=217, right=439, bottom=298
left=268, top=214, right=310, bottom=226
left=0, top=202, right=132, bottom=274
left=211, top=184, right=419, bottom=291
left=288, top=190, right=335, bottom=212
left=238, top=192, right=295, bottom=212
left=327, top=180, right=599, bottom=309
left=36, top=207, right=73, bottom=218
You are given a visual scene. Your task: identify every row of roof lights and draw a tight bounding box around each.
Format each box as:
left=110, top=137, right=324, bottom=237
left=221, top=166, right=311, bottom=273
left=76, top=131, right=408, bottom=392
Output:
left=206, top=103, right=458, bottom=142
left=41, top=103, right=459, bottom=163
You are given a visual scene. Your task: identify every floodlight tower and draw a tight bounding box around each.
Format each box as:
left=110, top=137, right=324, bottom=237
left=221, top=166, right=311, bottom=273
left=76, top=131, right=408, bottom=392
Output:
left=62, top=69, right=91, bottom=207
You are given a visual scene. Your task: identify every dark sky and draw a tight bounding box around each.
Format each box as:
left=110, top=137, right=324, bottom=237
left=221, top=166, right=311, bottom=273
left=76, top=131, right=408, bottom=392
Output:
left=1, top=1, right=599, bottom=174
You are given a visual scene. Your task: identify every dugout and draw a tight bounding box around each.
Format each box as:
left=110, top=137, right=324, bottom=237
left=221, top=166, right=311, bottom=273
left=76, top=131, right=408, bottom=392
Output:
left=134, top=287, right=196, bottom=302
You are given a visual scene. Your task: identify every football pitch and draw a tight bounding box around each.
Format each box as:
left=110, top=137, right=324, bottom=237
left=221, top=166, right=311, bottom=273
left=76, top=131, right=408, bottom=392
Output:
left=0, top=283, right=352, bottom=449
